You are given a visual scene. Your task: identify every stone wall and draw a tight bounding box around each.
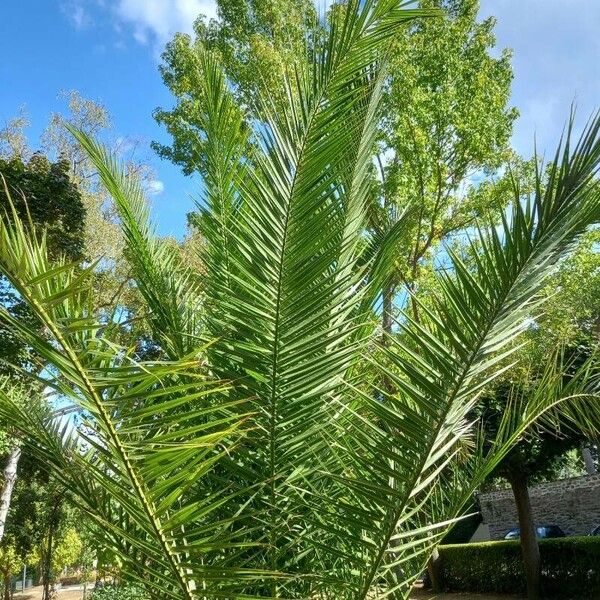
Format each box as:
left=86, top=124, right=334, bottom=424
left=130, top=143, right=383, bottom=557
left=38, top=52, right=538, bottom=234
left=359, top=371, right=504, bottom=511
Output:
left=478, top=474, right=600, bottom=540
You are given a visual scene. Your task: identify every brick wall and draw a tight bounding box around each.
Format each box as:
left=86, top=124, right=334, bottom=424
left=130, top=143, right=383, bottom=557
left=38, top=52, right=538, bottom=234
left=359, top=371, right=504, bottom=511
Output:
left=478, top=474, right=600, bottom=540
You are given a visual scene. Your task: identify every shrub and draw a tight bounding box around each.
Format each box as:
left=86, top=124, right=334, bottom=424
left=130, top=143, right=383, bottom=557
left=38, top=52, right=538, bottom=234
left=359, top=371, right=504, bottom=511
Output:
left=88, top=584, right=149, bottom=600
left=438, top=536, right=600, bottom=598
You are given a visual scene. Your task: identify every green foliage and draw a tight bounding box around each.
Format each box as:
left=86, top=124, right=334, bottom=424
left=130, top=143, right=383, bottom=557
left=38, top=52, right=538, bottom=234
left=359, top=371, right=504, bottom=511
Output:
left=377, top=0, right=517, bottom=298
left=0, top=542, right=22, bottom=591
left=437, top=161, right=600, bottom=495
left=156, top=0, right=517, bottom=321
left=1, top=446, right=91, bottom=591
left=1, top=3, right=600, bottom=599
left=0, top=153, right=86, bottom=261
left=0, top=109, right=29, bottom=161
left=89, top=585, right=149, bottom=600
left=154, top=0, right=316, bottom=174
left=0, top=152, right=86, bottom=380
left=0, top=432, right=9, bottom=457
left=477, top=352, right=596, bottom=488
left=52, top=528, right=82, bottom=575
left=1, top=451, right=47, bottom=561
left=439, top=537, right=600, bottom=598
left=0, top=385, right=24, bottom=452
left=534, top=229, right=600, bottom=347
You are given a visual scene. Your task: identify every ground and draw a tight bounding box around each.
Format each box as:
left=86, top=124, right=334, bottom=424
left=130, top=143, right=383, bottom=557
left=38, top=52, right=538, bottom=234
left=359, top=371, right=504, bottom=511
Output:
left=411, top=585, right=522, bottom=600
left=17, top=584, right=521, bottom=600
left=21, top=588, right=86, bottom=600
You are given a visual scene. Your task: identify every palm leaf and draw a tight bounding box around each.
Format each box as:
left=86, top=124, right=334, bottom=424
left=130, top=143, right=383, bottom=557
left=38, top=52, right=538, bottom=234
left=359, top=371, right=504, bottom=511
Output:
left=69, top=126, right=203, bottom=361
left=331, top=113, right=600, bottom=598
left=0, top=204, right=257, bottom=598
left=193, top=1, right=433, bottom=594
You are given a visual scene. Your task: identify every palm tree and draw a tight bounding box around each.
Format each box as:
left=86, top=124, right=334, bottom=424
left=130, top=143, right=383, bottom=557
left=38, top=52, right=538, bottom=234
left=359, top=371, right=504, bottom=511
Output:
left=1, top=1, right=600, bottom=598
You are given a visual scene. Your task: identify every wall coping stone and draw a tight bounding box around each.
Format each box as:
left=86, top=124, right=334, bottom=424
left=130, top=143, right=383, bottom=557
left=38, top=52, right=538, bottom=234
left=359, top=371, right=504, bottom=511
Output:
left=478, top=474, right=600, bottom=503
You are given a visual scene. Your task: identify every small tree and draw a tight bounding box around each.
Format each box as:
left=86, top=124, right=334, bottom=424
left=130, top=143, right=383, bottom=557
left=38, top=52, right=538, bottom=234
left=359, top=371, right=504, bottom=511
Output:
left=0, top=451, right=50, bottom=600
left=487, top=223, right=600, bottom=600
left=52, top=528, right=83, bottom=582
left=479, top=347, right=597, bottom=600
left=0, top=544, right=20, bottom=600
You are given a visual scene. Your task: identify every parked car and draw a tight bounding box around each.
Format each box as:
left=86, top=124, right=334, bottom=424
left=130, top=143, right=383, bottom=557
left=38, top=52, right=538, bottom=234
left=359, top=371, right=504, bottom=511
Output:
left=590, top=525, right=600, bottom=536
left=503, top=524, right=566, bottom=540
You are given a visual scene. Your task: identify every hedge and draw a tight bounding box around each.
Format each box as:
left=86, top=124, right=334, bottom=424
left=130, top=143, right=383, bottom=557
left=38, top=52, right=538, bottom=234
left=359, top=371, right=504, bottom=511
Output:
left=438, top=536, right=600, bottom=598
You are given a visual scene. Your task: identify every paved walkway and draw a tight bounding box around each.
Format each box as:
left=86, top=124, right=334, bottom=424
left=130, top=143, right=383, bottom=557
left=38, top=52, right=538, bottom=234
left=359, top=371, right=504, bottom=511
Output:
left=19, top=586, right=90, bottom=600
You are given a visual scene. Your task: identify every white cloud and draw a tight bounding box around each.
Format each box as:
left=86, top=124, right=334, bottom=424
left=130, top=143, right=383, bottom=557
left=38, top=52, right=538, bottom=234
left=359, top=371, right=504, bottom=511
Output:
left=146, top=179, right=165, bottom=195
left=113, top=0, right=333, bottom=52
left=61, top=0, right=91, bottom=30
left=114, top=0, right=217, bottom=49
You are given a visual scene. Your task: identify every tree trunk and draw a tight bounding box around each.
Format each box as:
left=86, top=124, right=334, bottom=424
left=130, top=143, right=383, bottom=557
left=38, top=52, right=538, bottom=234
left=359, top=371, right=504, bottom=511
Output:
left=41, top=526, right=53, bottom=600
left=582, top=446, right=596, bottom=475
left=509, top=474, right=541, bottom=600
left=0, top=446, right=21, bottom=542
left=2, top=566, right=11, bottom=600
left=427, top=546, right=443, bottom=592
left=41, top=492, right=63, bottom=600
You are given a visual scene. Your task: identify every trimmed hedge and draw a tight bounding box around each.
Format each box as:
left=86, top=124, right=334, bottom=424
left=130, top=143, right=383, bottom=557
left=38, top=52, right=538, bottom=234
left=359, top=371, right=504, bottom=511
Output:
left=438, top=537, right=600, bottom=598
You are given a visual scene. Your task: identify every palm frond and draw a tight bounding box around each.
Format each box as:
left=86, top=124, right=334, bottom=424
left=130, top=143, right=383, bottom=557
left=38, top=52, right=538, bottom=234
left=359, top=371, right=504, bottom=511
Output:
left=70, top=126, right=203, bottom=360
left=194, top=1, right=433, bottom=594
left=334, top=112, right=600, bottom=598
left=0, top=205, right=257, bottom=598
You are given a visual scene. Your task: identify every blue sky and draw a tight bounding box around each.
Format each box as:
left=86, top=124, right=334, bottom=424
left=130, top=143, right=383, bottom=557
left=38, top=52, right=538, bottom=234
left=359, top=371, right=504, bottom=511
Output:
left=1, top=0, right=599, bottom=238
left=480, top=1, right=600, bottom=154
